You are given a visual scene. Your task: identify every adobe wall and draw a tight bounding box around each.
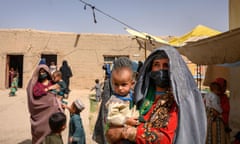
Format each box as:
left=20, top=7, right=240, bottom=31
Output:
left=0, top=29, right=148, bottom=89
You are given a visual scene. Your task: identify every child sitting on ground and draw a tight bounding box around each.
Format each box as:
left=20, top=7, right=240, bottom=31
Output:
left=43, top=112, right=66, bottom=144
left=105, top=57, right=139, bottom=143
left=63, top=99, right=86, bottom=144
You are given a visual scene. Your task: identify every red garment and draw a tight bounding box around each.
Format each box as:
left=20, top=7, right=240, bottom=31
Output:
left=214, top=77, right=230, bottom=126
left=136, top=98, right=178, bottom=144
left=33, top=81, right=52, bottom=97
left=220, top=94, right=230, bottom=126
left=233, top=140, right=240, bottom=144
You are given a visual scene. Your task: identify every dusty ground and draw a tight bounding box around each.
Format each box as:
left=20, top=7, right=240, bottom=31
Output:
left=0, top=88, right=98, bottom=144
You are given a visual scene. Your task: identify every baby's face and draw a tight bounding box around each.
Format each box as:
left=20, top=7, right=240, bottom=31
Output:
left=111, top=68, right=134, bottom=96
left=52, top=75, right=61, bottom=82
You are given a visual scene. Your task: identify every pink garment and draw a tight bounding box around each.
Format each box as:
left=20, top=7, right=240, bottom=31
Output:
left=27, top=64, right=62, bottom=144
left=33, top=81, right=52, bottom=97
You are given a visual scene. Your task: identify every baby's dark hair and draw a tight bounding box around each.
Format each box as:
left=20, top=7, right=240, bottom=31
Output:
left=95, top=79, right=99, bottom=83
left=112, top=57, right=133, bottom=72
left=49, top=112, right=66, bottom=133
left=210, top=82, right=221, bottom=92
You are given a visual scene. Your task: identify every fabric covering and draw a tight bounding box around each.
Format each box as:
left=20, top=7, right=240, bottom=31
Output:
left=27, top=64, right=61, bottom=144
left=206, top=113, right=227, bottom=144
left=106, top=93, right=139, bottom=126
left=169, top=25, right=220, bottom=47
left=134, top=46, right=207, bottom=144
left=178, top=27, right=240, bottom=65
left=204, top=92, right=222, bottom=113
left=92, top=78, right=112, bottom=144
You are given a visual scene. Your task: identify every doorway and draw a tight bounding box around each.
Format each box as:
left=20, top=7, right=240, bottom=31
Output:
left=41, top=54, right=57, bottom=67
left=6, top=55, right=24, bottom=88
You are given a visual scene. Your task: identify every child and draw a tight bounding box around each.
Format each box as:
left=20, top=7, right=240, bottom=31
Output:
left=91, top=79, right=102, bottom=102
left=63, top=99, right=86, bottom=144
left=9, top=72, right=18, bottom=96
left=43, top=112, right=66, bottom=144
left=9, top=67, right=15, bottom=87
left=105, top=57, right=139, bottom=143
left=205, top=82, right=227, bottom=144
left=51, top=70, right=68, bottom=103
left=49, top=61, right=57, bottom=75
left=205, top=82, right=223, bottom=115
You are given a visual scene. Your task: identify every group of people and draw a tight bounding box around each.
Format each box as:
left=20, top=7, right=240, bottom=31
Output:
left=26, top=46, right=235, bottom=144
left=27, top=60, right=86, bottom=144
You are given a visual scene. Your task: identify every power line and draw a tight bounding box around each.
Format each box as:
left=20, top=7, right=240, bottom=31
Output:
left=78, top=0, right=141, bottom=32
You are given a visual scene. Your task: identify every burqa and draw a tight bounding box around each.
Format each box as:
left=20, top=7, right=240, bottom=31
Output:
left=60, top=60, right=72, bottom=92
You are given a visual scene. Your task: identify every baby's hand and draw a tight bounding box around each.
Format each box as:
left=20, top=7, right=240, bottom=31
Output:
left=125, top=117, right=139, bottom=126
left=69, top=137, right=73, bottom=143
left=48, top=84, right=60, bottom=90
left=61, top=103, right=68, bottom=109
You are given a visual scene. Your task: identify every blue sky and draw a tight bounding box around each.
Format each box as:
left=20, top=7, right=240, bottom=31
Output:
left=0, top=0, right=228, bottom=36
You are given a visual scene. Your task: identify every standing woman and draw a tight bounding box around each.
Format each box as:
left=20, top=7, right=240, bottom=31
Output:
left=27, top=64, right=62, bottom=144
left=214, top=77, right=231, bottom=143
left=106, top=46, right=207, bottom=144
left=60, top=60, right=73, bottom=93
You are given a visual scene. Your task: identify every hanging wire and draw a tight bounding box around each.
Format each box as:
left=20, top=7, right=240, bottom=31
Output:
left=79, top=0, right=140, bottom=32
left=91, top=6, right=97, bottom=23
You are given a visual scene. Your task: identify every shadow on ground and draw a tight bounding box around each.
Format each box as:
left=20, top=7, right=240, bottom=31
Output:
left=18, top=139, right=32, bottom=144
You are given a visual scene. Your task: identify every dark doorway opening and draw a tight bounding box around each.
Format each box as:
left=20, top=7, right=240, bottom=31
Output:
left=41, top=54, right=57, bottom=67
left=6, top=55, right=24, bottom=88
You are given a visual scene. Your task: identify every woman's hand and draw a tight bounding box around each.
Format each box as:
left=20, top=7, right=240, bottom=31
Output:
left=106, top=125, right=137, bottom=143
left=105, top=126, right=124, bottom=143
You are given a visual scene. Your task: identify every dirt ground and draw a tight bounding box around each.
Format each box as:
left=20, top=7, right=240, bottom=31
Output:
left=0, top=88, right=98, bottom=144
